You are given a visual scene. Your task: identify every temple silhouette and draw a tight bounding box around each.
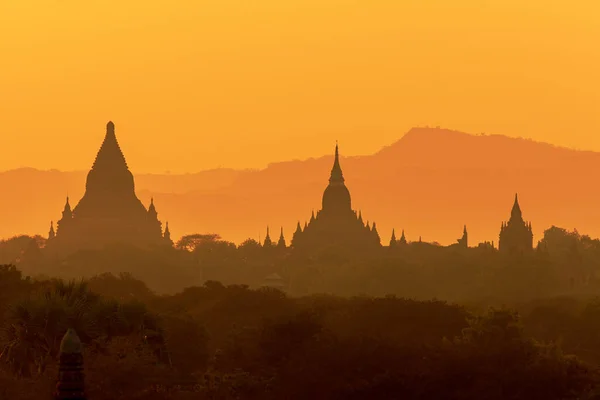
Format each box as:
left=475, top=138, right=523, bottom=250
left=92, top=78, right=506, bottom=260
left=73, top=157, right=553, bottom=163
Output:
left=289, top=143, right=381, bottom=255
left=499, top=193, right=534, bottom=255
left=46, top=122, right=172, bottom=255
left=40, top=124, right=539, bottom=256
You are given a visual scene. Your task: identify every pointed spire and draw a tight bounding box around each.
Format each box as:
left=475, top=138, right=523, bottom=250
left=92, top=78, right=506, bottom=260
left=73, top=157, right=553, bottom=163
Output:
left=277, top=227, right=286, bottom=248
left=372, top=222, right=381, bottom=245
left=148, top=197, right=157, bottom=216
left=329, top=141, right=345, bottom=184
left=49, top=221, right=56, bottom=239
left=357, top=210, right=364, bottom=225
left=91, top=121, right=128, bottom=171
left=62, top=196, right=72, bottom=219
left=263, top=226, right=272, bottom=247
left=389, top=229, right=397, bottom=247
left=164, top=221, right=171, bottom=242
left=292, top=222, right=303, bottom=248
left=399, top=229, right=407, bottom=245
left=303, top=221, right=308, bottom=230
left=510, top=192, right=523, bottom=221
left=310, top=210, right=316, bottom=223
left=106, top=120, right=115, bottom=136
left=459, top=225, right=468, bottom=247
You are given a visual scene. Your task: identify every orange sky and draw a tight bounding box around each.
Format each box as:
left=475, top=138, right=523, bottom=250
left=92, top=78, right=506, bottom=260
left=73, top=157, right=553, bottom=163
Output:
left=0, top=0, right=598, bottom=174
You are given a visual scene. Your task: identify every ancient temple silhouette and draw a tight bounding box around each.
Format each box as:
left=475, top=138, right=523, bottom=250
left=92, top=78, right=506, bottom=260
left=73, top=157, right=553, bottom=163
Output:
left=457, top=225, right=468, bottom=248
left=291, top=143, right=381, bottom=254
left=499, top=193, right=533, bottom=255
left=47, top=122, right=171, bottom=254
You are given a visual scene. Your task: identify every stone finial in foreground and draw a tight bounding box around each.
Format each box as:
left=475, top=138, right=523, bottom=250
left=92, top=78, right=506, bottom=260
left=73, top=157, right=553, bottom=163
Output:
left=54, top=328, right=86, bottom=400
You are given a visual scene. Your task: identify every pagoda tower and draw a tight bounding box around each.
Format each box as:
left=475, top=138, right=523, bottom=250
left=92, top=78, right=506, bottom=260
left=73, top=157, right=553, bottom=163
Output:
left=499, top=193, right=533, bottom=255
left=291, top=142, right=381, bottom=255
left=47, top=122, right=170, bottom=255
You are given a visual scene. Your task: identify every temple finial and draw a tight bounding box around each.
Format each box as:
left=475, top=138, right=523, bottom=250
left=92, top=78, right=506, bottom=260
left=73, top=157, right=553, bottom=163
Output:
left=511, top=192, right=523, bottom=221
left=49, top=221, right=56, bottom=239
left=329, top=141, right=344, bottom=184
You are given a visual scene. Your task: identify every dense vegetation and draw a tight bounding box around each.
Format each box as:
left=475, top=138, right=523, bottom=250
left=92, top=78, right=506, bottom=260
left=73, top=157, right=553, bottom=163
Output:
left=1, top=266, right=600, bottom=399
left=1, top=226, right=600, bottom=398
left=4, top=226, right=600, bottom=304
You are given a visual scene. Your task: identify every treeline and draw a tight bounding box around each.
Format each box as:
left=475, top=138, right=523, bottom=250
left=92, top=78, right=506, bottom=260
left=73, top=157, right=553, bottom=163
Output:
left=3, top=226, right=600, bottom=304
left=1, top=267, right=600, bottom=399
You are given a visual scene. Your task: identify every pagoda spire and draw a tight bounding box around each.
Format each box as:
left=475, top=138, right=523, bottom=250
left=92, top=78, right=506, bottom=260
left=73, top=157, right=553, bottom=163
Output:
left=62, top=196, right=72, bottom=218
left=49, top=221, right=56, bottom=240
left=329, top=141, right=345, bottom=184
left=458, top=225, right=468, bottom=247
left=91, top=121, right=128, bottom=171
left=399, top=229, right=407, bottom=245
left=510, top=193, right=523, bottom=221
left=263, top=226, right=272, bottom=247
left=164, top=221, right=171, bottom=241
left=371, top=222, right=381, bottom=245
left=277, top=227, right=286, bottom=248
left=148, top=197, right=157, bottom=217
left=292, top=221, right=303, bottom=247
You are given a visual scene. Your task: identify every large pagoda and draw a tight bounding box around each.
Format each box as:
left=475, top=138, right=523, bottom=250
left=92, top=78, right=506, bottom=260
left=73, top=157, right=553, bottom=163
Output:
left=291, top=143, right=381, bottom=255
left=46, top=121, right=171, bottom=255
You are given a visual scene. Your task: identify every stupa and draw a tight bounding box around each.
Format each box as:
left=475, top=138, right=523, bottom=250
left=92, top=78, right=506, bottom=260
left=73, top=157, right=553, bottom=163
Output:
left=47, top=121, right=171, bottom=254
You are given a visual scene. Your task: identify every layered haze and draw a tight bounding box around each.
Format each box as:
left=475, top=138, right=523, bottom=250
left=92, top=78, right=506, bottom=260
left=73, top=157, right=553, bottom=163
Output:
left=4, top=127, right=600, bottom=246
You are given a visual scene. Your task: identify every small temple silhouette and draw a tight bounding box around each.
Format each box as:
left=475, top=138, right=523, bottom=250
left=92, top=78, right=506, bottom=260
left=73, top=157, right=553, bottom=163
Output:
left=499, top=193, right=533, bottom=255
left=290, top=142, right=381, bottom=254
left=46, top=121, right=171, bottom=255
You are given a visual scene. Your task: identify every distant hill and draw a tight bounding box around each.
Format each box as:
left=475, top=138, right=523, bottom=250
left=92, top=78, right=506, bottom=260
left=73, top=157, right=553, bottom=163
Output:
left=3, top=127, right=599, bottom=246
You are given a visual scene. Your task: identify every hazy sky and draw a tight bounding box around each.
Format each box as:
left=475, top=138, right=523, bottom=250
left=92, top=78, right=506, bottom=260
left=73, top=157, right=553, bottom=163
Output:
left=1, top=0, right=598, bottom=173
